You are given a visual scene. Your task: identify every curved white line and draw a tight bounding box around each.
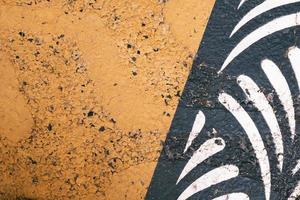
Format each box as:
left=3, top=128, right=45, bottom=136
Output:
left=219, top=12, right=300, bottom=73
left=288, top=46, right=300, bottom=92
left=237, top=75, right=284, bottom=171
left=184, top=111, right=206, bottom=153
left=231, top=0, right=300, bottom=37
left=212, top=193, right=250, bottom=200
left=238, top=0, right=248, bottom=9
left=292, top=159, right=300, bottom=175
left=177, top=138, right=226, bottom=184
left=219, top=93, right=271, bottom=200
left=288, top=181, right=300, bottom=200
left=261, top=59, right=296, bottom=140
left=177, top=165, right=239, bottom=200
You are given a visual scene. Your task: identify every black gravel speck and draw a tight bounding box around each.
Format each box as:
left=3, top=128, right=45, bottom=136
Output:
left=87, top=111, right=94, bottom=117
left=19, top=32, right=25, bottom=37
left=99, top=126, right=106, bottom=132
left=47, top=123, right=53, bottom=131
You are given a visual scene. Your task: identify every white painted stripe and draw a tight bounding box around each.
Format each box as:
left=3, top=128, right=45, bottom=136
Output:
left=288, top=46, right=300, bottom=92
left=292, top=159, right=300, bottom=175
left=177, top=165, right=239, bottom=200
left=288, top=181, right=300, bottom=200
left=212, top=193, right=250, bottom=200
left=238, top=0, right=248, bottom=9
left=219, top=12, right=300, bottom=73
left=177, top=138, right=225, bottom=184
left=231, top=0, right=300, bottom=37
left=219, top=93, right=271, bottom=200
left=261, top=59, right=296, bottom=140
left=184, top=111, right=206, bottom=153
left=237, top=75, right=284, bottom=171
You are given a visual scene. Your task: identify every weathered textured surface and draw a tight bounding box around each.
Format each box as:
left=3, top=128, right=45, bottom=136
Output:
left=147, top=0, right=300, bottom=199
left=0, top=0, right=214, bottom=199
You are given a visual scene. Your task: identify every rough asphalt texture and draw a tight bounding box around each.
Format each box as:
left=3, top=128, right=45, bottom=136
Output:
left=147, top=0, right=300, bottom=199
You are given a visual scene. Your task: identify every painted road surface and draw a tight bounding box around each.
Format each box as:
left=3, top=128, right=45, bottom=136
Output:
left=146, top=0, right=300, bottom=199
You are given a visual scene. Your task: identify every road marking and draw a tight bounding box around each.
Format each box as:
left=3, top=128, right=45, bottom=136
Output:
left=238, top=75, right=283, bottom=171
left=262, top=59, right=296, bottom=140
left=177, top=165, right=239, bottom=200
left=177, top=137, right=225, bottom=184
left=219, top=93, right=271, bottom=200
left=220, top=12, right=300, bottom=73
left=184, top=111, right=206, bottom=153
left=212, top=193, right=250, bottom=200
left=232, top=0, right=300, bottom=37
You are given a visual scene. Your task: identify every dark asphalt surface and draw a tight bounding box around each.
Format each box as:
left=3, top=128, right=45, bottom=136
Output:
left=146, top=0, right=300, bottom=199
